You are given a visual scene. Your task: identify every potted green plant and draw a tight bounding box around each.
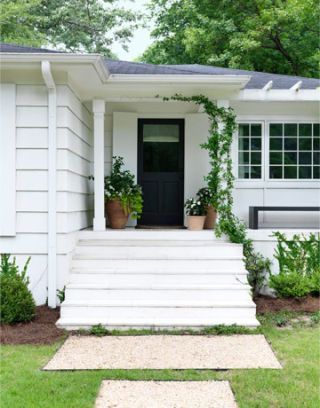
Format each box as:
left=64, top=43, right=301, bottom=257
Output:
left=196, top=187, right=217, bottom=229
left=105, top=156, right=143, bottom=229
left=185, top=197, right=207, bottom=231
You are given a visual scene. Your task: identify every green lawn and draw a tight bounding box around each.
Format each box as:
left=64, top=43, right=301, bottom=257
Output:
left=1, top=317, right=319, bottom=408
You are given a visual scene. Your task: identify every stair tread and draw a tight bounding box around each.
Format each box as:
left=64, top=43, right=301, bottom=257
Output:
left=56, top=317, right=260, bottom=327
left=78, top=240, right=242, bottom=246
left=73, top=256, right=244, bottom=260
left=61, top=299, right=256, bottom=308
left=66, top=283, right=251, bottom=290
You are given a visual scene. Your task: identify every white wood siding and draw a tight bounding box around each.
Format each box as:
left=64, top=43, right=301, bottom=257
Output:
left=0, top=84, right=93, bottom=304
left=0, top=84, right=16, bottom=236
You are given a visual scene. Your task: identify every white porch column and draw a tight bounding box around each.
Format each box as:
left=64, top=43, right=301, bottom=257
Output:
left=93, top=100, right=106, bottom=231
left=216, top=100, right=230, bottom=222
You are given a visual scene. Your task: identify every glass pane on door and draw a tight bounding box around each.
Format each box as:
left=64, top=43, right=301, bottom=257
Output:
left=143, top=123, right=180, bottom=172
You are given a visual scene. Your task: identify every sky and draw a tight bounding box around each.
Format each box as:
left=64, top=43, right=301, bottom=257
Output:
left=111, top=0, right=154, bottom=61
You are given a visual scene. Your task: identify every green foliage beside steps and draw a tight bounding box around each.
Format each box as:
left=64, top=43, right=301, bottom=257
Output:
left=162, top=94, right=270, bottom=295
left=269, top=232, right=320, bottom=297
left=0, top=254, right=35, bottom=324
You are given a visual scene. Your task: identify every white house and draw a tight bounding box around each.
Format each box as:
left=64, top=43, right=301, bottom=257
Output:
left=0, top=43, right=319, bottom=329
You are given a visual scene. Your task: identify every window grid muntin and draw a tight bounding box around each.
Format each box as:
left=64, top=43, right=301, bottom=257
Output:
left=269, top=122, right=319, bottom=180
left=238, top=123, right=262, bottom=179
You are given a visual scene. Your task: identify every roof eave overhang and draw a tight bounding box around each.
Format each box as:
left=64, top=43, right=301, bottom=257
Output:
left=0, top=52, right=110, bottom=84
left=237, top=88, right=320, bottom=101
left=108, top=74, right=251, bottom=89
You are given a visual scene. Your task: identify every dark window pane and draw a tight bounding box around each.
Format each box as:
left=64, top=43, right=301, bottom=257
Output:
left=270, top=124, right=283, bottom=136
left=239, top=138, right=249, bottom=150
left=251, top=124, right=261, bottom=137
left=143, top=142, right=179, bottom=172
left=284, top=152, right=297, bottom=165
left=313, top=138, right=320, bottom=150
left=299, top=123, right=312, bottom=137
left=251, top=138, right=261, bottom=150
left=299, top=152, right=312, bottom=165
left=239, top=151, right=249, bottom=164
left=284, top=166, right=297, bottom=179
left=299, top=138, right=312, bottom=151
left=313, top=166, right=320, bottom=179
left=270, top=166, right=283, bottom=179
left=284, top=138, right=297, bottom=150
left=284, top=123, right=297, bottom=136
left=251, top=166, right=261, bottom=179
left=239, top=166, right=250, bottom=179
left=313, top=123, right=320, bottom=137
left=251, top=152, right=261, bottom=164
left=299, top=166, right=312, bottom=179
left=270, top=138, right=283, bottom=150
left=270, top=152, right=283, bottom=164
left=239, top=124, right=250, bottom=137
left=313, top=152, right=320, bottom=165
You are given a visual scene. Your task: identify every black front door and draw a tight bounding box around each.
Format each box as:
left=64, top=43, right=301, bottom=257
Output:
left=138, top=119, right=184, bottom=226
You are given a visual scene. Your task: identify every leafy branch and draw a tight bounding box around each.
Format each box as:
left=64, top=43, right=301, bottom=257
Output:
left=162, top=94, right=270, bottom=294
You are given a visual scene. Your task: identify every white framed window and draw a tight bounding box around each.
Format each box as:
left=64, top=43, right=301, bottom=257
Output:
left=237, top=123, right=263, bottom=179
left=268, top=122, right=320, bottom=180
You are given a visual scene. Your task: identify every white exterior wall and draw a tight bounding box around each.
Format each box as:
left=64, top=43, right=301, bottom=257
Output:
left=56, top=86, right=93, bottom=292
left=0, top=83, right=93, bottom=304
left=231, top=101, right=319, bottom=228
left=110, top=102, right=209, bottom=226
left=1, top=86, right=318, bottom=303
left=109, top=100, right=319, bottom=229
left=0, top=84, right=49, bottom=304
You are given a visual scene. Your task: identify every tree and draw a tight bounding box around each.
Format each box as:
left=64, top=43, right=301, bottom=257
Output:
left=1, top=0, right=141, bottom=57
left=0, top=0, right=44, bottom=47
left=141, top=0, right=319, bottom=78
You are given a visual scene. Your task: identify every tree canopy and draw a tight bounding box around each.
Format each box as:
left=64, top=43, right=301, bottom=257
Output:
left=141, top=0, right=319, bottom=78
left=1, top=0, right=141, bottom=57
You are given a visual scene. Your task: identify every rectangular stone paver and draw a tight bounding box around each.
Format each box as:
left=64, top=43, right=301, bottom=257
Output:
left=44, top=334, right=281, bottom=370
left=95, top=381, right=238, bottom=408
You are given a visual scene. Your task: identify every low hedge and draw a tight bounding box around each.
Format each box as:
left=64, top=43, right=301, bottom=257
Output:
left=0, top=254, right=35, bottom=324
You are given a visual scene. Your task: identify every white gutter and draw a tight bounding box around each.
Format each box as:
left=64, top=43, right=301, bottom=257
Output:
left=2, top=53, right=110, bottom=84
left=108, top=74, right=251, bottom=88
left=41, top=61, right=57, bottom=308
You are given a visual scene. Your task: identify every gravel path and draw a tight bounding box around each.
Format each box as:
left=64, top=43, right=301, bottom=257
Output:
left=95, top=380, right=238, bottom=408
left=44, top=334, right=281, bottom=370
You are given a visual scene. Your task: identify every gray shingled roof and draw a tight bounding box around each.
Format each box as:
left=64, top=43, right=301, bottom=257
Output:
left=1, top=43, right=319, bottom=89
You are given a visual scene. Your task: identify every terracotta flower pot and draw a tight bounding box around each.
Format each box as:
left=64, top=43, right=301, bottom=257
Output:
left=105, top=199, right=129, bottom=229
left=187, top=215, right=206, bottom=231
left=204, top=205, right=217, bottom=229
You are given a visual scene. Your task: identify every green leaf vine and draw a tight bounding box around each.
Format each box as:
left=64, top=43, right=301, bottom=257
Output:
left=162, top=94, right=270, bottom=294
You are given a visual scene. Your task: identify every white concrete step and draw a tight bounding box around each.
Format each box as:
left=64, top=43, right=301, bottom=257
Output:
left=74, top=245, right=243, bottom=259
left=60, top=300, right=257, bottom=322
left=59, top=232, right=257, bottom=330
left=78, top=239, right=239, bottom=247
left=71, top=258, right=246, bottom=271
left=64, top=284, right=252, bottom=302
left=78, top=230, right=228, bottom=241
left=56, top=316, right=260, bottom=330
left=69, top=271, right=248, bottom=286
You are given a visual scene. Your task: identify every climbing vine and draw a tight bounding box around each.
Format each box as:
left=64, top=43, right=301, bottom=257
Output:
left=162, top=94, right=270, bottom=294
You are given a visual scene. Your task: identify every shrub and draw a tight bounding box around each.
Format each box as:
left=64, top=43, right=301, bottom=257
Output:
left=0, top=254, right=35, bottom=324
left=269, top=271, right=312, bottom=298
left=269, top=232, right=320, bottom=298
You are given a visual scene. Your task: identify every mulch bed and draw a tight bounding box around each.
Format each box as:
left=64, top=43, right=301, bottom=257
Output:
left=255, top=295, right=320, bottom=314
left=0, top=306, right=65, bottom=345
left=1, top=297, right=319, bottom=345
